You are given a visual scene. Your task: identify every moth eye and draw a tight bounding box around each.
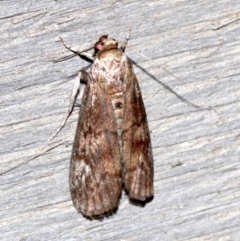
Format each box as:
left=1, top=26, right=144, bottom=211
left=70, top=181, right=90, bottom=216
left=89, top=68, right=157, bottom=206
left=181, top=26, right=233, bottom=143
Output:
left=96, top=43, right=104, bottom=50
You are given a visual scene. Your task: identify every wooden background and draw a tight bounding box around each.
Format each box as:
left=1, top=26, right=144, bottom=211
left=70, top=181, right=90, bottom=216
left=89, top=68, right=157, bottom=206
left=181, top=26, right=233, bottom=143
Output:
left=1, top=0, right=240, bottom=240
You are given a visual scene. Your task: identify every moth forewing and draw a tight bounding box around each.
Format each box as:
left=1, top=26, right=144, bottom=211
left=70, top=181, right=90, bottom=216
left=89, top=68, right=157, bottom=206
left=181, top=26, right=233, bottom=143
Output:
left=121, top=64, right=153, bottom=201
left=62, top=34, right=153, bottom=218
left=69, top=77, right=122, bottom=217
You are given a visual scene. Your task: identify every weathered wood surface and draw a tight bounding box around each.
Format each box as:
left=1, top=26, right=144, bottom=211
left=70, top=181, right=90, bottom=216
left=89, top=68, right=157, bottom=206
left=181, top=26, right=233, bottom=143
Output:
left=1, top=0, right=240, bottom=240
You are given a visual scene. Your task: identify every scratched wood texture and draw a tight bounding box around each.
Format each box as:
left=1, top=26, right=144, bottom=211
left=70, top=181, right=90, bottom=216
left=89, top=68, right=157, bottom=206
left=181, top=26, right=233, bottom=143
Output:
left=1, top=0, right=240, bottom=240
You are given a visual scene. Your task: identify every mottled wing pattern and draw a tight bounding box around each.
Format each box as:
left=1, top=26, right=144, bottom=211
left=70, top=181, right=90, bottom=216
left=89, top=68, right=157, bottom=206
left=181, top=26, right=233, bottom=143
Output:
left=122, top=60, right=154, bottom=201
left=69, top=77, right=122, bottom=217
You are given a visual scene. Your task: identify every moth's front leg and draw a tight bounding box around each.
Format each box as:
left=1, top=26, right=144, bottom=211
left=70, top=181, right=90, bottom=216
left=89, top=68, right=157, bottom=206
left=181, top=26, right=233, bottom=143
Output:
left=79, top=70, right=90, bottom=84
left=48, top=70, right=90, bottom=141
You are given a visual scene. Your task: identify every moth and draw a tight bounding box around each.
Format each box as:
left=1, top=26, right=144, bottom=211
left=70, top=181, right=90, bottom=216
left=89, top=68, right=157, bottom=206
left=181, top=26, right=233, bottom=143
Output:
left=57, top=33, right=154, bottom=218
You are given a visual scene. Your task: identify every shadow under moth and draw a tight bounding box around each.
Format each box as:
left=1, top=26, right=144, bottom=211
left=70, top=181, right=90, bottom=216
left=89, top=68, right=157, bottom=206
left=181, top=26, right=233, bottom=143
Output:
left=55, top=33, right=154, bottom=218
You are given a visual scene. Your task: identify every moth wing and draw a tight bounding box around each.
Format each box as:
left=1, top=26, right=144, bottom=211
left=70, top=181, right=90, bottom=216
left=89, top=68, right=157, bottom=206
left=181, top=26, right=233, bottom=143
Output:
left=69, top=78, right=122, bottom=217
left=122, top=63, right=154, bottom=201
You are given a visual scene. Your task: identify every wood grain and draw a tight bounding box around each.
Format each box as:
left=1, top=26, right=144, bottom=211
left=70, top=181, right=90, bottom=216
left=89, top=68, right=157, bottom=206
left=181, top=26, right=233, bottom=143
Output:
left=1, top=0, right=240, bottom=240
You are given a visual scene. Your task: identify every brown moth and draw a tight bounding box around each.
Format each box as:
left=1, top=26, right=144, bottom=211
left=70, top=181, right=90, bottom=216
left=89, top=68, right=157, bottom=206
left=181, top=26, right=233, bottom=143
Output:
left=58, top=34, right=153, bottom=218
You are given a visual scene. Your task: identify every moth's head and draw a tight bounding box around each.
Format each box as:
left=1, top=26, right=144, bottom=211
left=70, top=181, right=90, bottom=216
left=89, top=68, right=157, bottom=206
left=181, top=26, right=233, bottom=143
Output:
left=94, top=35, right=118, bottom=55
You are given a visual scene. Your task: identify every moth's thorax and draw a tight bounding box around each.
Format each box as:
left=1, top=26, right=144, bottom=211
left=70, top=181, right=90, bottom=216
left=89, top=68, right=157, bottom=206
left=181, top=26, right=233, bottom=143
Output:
left=96, top=48, right=123, bottom=60
left=91, top=48, right=129, bottom=96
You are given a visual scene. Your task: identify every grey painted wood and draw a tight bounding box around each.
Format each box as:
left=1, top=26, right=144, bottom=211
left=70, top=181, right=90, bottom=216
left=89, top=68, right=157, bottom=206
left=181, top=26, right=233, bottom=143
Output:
left=1, top=0, right=240, bottom=240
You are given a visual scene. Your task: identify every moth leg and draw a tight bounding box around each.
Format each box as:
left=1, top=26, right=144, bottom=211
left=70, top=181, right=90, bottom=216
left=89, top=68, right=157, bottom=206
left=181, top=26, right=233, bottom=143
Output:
left=48, top=71, right=89, bottom=141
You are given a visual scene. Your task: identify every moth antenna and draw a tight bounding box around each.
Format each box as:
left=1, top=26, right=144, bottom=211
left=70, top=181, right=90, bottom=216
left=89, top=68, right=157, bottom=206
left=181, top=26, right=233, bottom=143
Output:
left=121, top=28, right=132, bottom=52
left=127, top=45, right=214, bottom=111
left=0, top=139, right=65, bottom=175
left=53, top=53, right=77, bottom=63
left=128, top=45, right=186, bottom=84
left=59, top=37, right=94, bottom=55
left=53, top=38, right=94, bottom=63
